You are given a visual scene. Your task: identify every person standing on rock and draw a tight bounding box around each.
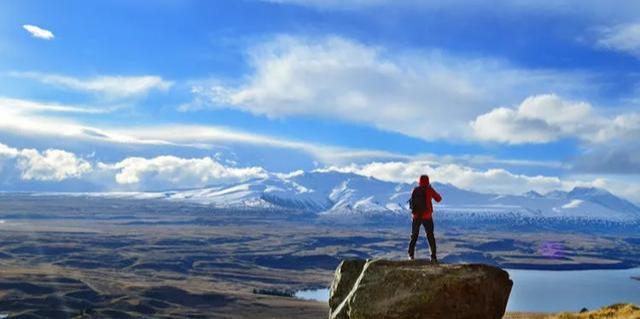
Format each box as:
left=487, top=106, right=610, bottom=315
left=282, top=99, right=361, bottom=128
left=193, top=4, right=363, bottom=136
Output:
left=408, top=174, right=442, bottom=262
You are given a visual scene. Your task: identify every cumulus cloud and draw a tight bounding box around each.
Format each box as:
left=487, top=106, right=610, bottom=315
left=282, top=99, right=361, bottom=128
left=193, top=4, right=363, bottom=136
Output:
left=22, top=24, right=54, bottom=40
left=571, top=112, right=640, bottom=174
left=470, top=94, right=640, bottom=173
left=0, top=143, right=19, bottom=159
left=101, top=155, right=268, bottom=188
left=186, top=36, right=584, bottom=141
left=11, top=72, right=172, bottom=99
left=470, top=94, right=639, bottom=145
left=470, top=94, right=597, bottom=144
left=17, top=149, right=92, bottom=181
left=590, top=112, right=640, bottom=143
left=0, top=143, right=91, bottom=181
left=0, top=142, right=268, bottom=188
left=596, top=23, right=640, bottom=58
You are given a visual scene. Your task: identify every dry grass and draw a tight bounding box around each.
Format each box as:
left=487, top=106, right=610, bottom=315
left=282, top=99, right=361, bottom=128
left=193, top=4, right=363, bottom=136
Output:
left=504, top=304, right=640, bottom=319
left=549, top=303, right=640, bottom=319
left=504, top=312, right=551, bottom=319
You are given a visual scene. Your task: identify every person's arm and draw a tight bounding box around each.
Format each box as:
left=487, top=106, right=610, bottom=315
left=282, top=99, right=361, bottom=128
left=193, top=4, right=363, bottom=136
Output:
left=430, top=186, right=442, bottom=203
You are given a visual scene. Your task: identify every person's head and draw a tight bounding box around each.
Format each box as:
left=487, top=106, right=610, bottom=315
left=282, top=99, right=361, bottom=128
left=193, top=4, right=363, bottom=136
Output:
left=419, top=175, right=430, bottom=186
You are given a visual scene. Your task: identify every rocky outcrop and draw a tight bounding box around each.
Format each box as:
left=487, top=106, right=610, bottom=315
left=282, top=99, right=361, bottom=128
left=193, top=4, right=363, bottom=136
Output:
left=329, top=259, right=512, bottom=319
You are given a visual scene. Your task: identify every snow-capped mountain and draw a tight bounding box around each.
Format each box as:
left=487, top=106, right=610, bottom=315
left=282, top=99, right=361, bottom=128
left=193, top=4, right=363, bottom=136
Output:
left=91, top=170, right=640, bottom=222
left=159, top=171, right=413, bottom=217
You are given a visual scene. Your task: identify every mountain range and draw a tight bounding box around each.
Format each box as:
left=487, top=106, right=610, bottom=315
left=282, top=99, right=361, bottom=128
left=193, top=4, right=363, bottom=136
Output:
left=80, top=170, right=640, bottom=223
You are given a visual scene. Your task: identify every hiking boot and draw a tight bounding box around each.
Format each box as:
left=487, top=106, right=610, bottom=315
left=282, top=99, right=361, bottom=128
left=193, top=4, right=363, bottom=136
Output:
left=408, top=254, right=415, bottom=261
left=430, top=255, right=438, bottom=264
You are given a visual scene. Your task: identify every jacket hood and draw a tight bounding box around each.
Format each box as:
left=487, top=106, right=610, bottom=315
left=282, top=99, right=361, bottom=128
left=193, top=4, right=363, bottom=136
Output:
left=419, top=175, right=430, bottom=187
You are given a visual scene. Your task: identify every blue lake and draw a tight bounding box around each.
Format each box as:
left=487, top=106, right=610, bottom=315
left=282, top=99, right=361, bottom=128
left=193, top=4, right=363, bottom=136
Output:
left=295, top=267, right=640, bottom=312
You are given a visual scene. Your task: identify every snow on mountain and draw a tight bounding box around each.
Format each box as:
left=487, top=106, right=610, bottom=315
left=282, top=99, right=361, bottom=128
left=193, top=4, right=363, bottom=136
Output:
left=75, top=170, right=640, bottom=222
left=567, top=187, right=640, bottom=215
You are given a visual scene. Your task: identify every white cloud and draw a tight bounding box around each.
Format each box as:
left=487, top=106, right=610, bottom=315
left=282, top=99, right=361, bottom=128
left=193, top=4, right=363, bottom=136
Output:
left=0, top=142, right=266, bottom=188
left=138, top=128, right=564, bottom=168
left=265, top=0, right=640, bottom=21
left=320, top=161, right=566, bottom=195
left=22, top=24, right=54, bottom=40
left=0, top=143, right=19, bottom=159
left=0, top=95, right=581, bottom=179
left=0, top=97, right=186, bottom=147
left=590, top=112, right=640, bottom=143
left=0, top=143, right=91, bottom=181
left=1, top=141, right=638, bottom=203
left=571, top=112, right=640, bottom=174
left=470, top=94, right=640, bottom=173
left=0, top=141, right=566, bottom=195
left=188, top=35, right=585, bottom=141
left=470, top=94, right=596, bottom=144
left=0, top=93, right=633, bottom=175
left=11, top=72, right=172, bottom=99
left=426, top=165, right=565, bottom=195
left=470, top=107, right=560, bottom=144
left=318, top=160, right=640, bottom=203
left=596, top=23, right=640, bottom=58
left=470, top=94, right=638, bottom=144
left=0, top=97, right=571, bottom=169
left=101, top=155, right=268, bottom=188
left=0, top=142, right=268, bottom=187
left=113, top=124, right=406, bottom=164
left=0, top=97, right=114, bottom=114
left=0, top=142, right=580, bottom=196
left=0, top=96, right=407, bottom=165
left=17, top=148, right=92, bottom=181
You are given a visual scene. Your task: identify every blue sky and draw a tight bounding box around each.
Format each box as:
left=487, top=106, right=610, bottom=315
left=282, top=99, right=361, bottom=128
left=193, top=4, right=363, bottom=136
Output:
left=0, top=0, right=639, bottom=202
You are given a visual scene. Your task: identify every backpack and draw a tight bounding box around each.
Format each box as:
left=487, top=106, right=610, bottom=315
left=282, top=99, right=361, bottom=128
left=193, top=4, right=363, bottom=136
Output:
left=409, top=186, right=427, bottom=213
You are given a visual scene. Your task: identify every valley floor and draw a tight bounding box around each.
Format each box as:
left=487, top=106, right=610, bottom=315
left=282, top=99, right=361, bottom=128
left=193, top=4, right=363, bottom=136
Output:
left=0, top=196, right=638, bottom=318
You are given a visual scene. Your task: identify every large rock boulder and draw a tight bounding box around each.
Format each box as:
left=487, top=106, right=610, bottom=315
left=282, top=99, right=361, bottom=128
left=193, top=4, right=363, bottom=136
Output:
left=329, top=259, right=512, bottom=319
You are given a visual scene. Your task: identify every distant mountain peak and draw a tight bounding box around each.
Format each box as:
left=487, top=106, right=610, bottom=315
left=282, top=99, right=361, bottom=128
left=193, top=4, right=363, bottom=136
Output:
left=569, top=186, right=609, bottom=195
left=567, top=186, right=640, bottom=215
left=523, top=190, right=543, bottom=198
left=75, top=169, right=640, bottom=222
left=544, top=190, right=568, bottom=199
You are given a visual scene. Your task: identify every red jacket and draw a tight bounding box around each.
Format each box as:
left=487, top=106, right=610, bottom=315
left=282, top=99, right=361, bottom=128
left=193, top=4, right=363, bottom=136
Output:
left=412, top=176, right=442, bottom=220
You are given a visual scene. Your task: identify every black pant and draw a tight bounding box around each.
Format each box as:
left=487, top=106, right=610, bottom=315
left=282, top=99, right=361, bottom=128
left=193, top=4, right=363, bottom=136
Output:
left=408, top=218, right=436, bottom=259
